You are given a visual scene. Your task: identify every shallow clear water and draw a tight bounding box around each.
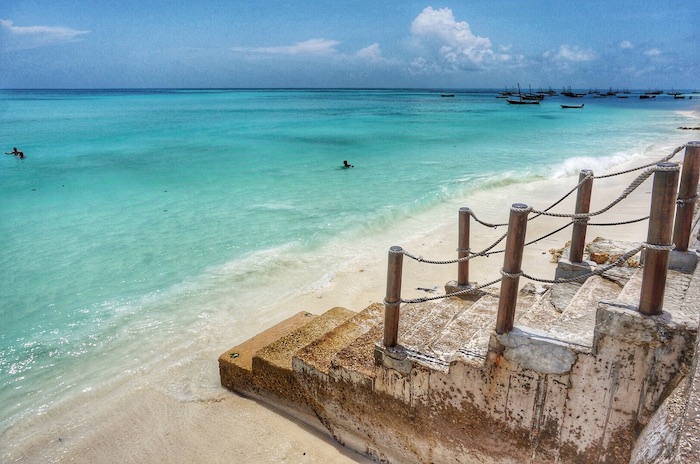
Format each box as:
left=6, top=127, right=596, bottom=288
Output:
left=0, top=88, right=697, bottom=433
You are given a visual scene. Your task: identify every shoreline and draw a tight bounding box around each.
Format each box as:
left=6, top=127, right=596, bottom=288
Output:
left=2, top=131, right=698, bottom=463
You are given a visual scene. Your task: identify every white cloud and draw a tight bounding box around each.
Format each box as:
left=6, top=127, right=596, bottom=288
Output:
left=409, top=7, right=512, bottom=71
left=232, top=38, right=340, bottom=55
left=544, top=45, right=597, bottom=62
left=355, top=43, right=382, bottom=61
left=1, top=18, right=89, bottom=49
left=644, top=48, right=662, bottom=57
left=619, top=40, right=634, bottom=49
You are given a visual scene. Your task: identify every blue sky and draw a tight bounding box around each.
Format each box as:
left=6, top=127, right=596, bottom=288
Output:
left=1, top=1, right=698, bottom=89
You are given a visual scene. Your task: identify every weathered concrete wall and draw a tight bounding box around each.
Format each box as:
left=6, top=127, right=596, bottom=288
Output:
left=291, top=298, right=696, bottom=464
left=630, top=314, right=700, bottom=463
left=628, top=376, right=690, bottom=463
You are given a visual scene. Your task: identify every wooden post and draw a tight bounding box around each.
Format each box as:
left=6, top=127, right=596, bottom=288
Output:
left=457, top=207, right=471, bottom=286
left=569, top=169, right=594, bottom=263
left=384, top=246, right=403, bottom=347
left=496, top=204, right=529, bottom=334
left=672, top=142, right=700, bottom=252
left=640, top=163, right=680, bottom=316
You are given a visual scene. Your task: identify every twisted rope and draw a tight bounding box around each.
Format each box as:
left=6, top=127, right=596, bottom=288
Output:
left=465, top=145, right=686, bottom=227
left=394, top=161, right=678, bottom=266
left=396, top=277, right=504, bottom=304
left=530, top=163, right=680, bottom=220
left=398, top=231, right=508, bottom=265
left=528, top=176, right=592, bottom=221
left=468, top=210, right=508, bottom=228
left=512, top=242, right=674, bottom=285
left=588, top=216, right=649, bottom=226
left=524, top=220, right=574, bottom=246
left=594, top=144, right=685, bottom=179
left=394, top=240, right=674, bottom=306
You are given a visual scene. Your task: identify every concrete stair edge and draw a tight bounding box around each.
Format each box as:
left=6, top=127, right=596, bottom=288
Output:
left=427, top=292, right=500, bottom=360
left=293, top=302, right=385, bottom=381
left=329, top=324, right=383, bottom=386
left=218, top=311, right=317, bottom=393
left=251, top=306, right=357, bottom=402
left=548, top=275, right=623, bottom=347
left=402, top=296, right=481, bottom=354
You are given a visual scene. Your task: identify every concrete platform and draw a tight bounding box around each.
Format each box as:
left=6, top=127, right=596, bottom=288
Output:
left=219, top=237, right=700, bottom=463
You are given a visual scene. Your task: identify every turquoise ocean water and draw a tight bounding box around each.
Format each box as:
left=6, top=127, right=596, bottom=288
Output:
left=1, top=89, right=698, bottom=439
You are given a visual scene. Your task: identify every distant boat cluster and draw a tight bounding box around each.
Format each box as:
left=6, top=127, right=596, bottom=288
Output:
left=494, top=85, right=697, bottom=107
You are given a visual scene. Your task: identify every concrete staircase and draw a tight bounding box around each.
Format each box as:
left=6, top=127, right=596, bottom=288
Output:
left=219, top=242, right=700, bottom=463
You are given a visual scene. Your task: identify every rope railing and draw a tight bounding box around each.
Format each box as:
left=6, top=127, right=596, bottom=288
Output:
left=387, top=240, right=652, bottom=305
left=594, top=144, right=685, bottom=179
left=464, top=144, right=688, bottom=230
left=588, top=216, right=649, bottom=226
left=381, top=143, right=700, bottom=347
left=394, top=164, right=671, bottom=265
left=529, top=163, right=679, bottom=220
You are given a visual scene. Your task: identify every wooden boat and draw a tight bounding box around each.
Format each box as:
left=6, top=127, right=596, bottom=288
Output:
left=508, top=98, right=539, bottom=105
left=561, top=104, right=584, bottom=109
left=562, top=87, right=586, bottom=98
left=507, top=83, right=540, bottom=105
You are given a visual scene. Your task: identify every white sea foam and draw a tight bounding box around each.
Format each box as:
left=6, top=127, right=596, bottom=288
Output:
left=549, top=151, right=639, bottom=178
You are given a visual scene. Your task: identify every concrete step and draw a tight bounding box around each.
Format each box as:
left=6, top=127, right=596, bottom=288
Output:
left=400, top=296, right=479, bottom=353
left=514, top=270, right=626, bottom=348
left=219, top=311, right=317, bottom=393
left=678, top=260, right=700, bottom=325
left=397, top=299, right=447, bottom=346
left=446, top=283, right=540, bottom=364
left=514, top=284, right=562, bottom=333
left=427, top=290, right=499, bottom=361
left=614, top=267, right=644, bottom=307
left=615, top=267, right=696, bottom=317
left=252, top=306, right=357, bottom=404
left=293, top=302, right=384, bottom=382
left=326, top=297, right=483, bottom=387
left=329, top=322, right=383, bottom=388
left=548, top=275, right=622, bottom=348
left=549, top=281, right=583, bottom=312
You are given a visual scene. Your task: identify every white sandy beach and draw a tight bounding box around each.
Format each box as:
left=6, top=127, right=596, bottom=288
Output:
left=2, top=132, right=698, bottom=463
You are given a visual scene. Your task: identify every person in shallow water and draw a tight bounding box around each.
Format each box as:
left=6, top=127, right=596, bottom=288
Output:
left=5, top=147, right=25, bottom=158
left=343, top=160, right=354, bottom=168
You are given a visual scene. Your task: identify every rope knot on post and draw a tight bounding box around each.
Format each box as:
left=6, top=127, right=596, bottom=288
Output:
left=642, top=242, right=676, bottom=251
left=676, top=194, right=699, bottom=204
left=511, top=204, right=533, bottom=213
left=651, top=162, right=681, bottom=173
left=500, top=268, right=524, bottom=279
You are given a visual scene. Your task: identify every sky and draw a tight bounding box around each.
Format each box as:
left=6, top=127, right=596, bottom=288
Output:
left=1, top=1, right=698, bottom=89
